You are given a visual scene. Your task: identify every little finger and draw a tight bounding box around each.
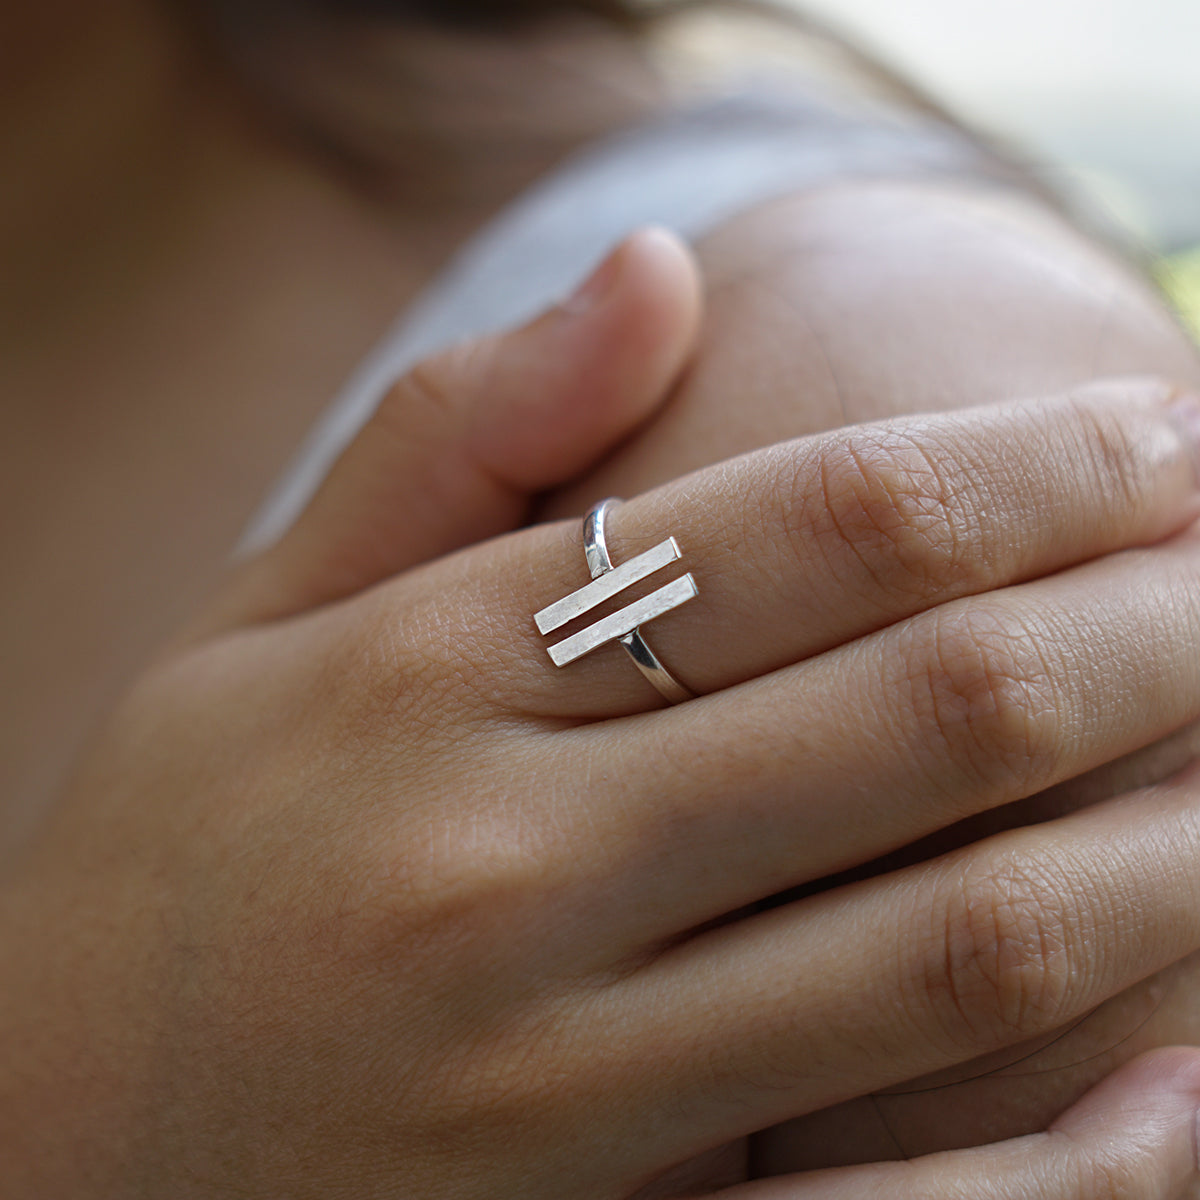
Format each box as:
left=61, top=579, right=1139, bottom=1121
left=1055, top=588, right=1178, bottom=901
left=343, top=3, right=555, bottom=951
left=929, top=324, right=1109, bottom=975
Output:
left=586, top=767, right=1200, bottom=1160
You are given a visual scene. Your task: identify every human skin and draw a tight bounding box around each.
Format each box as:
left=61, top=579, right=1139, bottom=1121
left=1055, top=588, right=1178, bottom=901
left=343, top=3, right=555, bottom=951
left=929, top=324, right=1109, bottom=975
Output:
left=6, top=148, right=1200, bottom=1192
left=6, top=2, right=1200, bottom=1186
left=196, top=188, right=1200, bottom=1191
left=8, top=295, right=1200, bottom=1196
left=5, top=145, right=1200, bottom=1195
left=541, top=178, right=1200, bottom=1176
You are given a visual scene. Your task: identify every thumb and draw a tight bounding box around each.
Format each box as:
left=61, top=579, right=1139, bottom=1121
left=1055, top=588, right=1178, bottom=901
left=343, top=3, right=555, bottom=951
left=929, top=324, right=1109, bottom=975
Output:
left=203, top=227, right=702, bottom=634
left=712, top=1048, right=1200, bottom=1199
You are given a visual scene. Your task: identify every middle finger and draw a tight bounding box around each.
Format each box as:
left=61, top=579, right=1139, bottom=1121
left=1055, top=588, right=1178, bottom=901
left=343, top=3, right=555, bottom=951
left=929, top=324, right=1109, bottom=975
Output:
left=553, top=525, right=1200, bottom=947
left=461, top=379, right=1198, bottom=718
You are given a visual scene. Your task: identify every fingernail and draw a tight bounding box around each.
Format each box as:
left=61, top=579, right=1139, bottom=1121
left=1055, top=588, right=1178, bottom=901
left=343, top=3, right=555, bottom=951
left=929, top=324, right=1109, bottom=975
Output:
left=561, top=241, right=629, bottom=316
left=1166, top=394, right=1200, bottom=486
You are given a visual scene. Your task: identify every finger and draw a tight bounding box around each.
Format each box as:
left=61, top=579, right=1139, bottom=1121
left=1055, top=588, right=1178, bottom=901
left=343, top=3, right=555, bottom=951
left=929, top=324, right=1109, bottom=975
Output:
left=462, top=379, right=1200, bottom=718
left=713, top=1048, right=1200, bottom=1199
left=204, top=227, right=702, bottom=633
left=566, top=526, right=1200, bottom=943
left=591, top=765, right=1200, bottom=1159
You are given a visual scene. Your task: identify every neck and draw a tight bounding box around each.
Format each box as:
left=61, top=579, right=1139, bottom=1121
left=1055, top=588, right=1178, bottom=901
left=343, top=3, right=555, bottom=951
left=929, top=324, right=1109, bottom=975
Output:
left=1, top=4, right=668, bottom=362
left=0, top=0, right=669, bottom=839
left=211, top=9, right=668, bottom=217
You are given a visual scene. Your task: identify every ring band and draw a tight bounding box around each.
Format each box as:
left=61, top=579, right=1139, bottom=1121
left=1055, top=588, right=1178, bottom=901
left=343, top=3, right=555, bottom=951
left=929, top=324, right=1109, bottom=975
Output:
left=584, top=500, right=696, bottom=703
left=534, top=498, right=698, bottom=703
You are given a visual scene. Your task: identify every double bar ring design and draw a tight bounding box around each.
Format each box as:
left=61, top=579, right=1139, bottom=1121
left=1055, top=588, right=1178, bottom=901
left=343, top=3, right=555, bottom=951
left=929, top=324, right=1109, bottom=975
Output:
left=534, top=499, right=697, bottom=703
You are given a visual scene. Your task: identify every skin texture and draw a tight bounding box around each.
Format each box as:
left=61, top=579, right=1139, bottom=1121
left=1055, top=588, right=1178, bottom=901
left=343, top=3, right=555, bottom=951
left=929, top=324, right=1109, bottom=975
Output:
left=9, top=309, right=1200, bottom=1197
left=543, top=179, right=1200, bottom=1178
left=6, top=3, right=1200, bottom=1192
left=4, top=183, right=1200, bottom=1196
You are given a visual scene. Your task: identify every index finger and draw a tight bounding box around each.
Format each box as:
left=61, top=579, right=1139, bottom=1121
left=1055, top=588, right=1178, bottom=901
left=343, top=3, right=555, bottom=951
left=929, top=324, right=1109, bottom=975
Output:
left=428, top=377, right=1200, bottom=720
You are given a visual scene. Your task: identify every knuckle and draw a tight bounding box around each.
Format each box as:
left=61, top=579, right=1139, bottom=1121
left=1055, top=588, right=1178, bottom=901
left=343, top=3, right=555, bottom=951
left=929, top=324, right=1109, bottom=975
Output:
left=924, top=855, right=1080, bottom=1047
left=361, top=823, right=594, bottom=1149
left=345, top=588, right=503, bottom=735
left=425, top=1007, right=590, bottom=1160
left=327, top=817, right=565, bottom=1019
left=394, top=347, right=482, bottom=425
left=371, top=341, right=496, bottom=451
left=380, top=803, right=570, bottom=957
left=340, top=605, right=451, bottom=731
left=372, top=365, right=453, bottom=449
left=907, top=605, right=1065, bottom=798
left=811, top=429, right=989, bottom=602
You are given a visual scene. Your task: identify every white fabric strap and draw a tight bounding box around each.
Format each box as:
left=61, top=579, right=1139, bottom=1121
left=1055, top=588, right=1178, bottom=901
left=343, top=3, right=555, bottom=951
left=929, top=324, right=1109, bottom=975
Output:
left=238, top=85, right=1017, bottom=554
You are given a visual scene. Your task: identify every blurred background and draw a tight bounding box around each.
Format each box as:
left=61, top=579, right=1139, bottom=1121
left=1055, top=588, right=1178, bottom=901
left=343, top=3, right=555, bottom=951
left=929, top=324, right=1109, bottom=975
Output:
left=791, top=0, right=1200, bottom=332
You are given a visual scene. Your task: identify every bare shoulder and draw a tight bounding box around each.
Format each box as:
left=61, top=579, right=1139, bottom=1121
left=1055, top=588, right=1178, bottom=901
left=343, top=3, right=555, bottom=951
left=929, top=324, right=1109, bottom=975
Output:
left=545, top=177, right=1200, bottom=516
left=691, top=178, right=1200, bottom=427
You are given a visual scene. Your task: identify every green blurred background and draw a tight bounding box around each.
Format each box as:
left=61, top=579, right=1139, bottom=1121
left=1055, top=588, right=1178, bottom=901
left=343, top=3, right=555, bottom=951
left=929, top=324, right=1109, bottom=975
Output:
left=1159, top=249, right=1200, bottom=340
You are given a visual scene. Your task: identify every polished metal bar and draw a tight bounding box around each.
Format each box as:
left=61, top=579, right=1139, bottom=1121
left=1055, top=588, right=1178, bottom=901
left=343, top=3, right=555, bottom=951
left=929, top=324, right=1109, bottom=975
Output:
left=546, top=574, right=698, bottom=667
left=534, top=538, right=682, bottom=635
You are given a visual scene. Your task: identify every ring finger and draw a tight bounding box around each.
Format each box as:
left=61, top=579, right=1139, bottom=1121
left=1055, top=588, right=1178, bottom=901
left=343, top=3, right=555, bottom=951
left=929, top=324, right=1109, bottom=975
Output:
left=582, top=765, right=1200, bottom=1168
left=557, top=525, right=1200, bottom=945
left=413, top=377, right=1200, bottom=719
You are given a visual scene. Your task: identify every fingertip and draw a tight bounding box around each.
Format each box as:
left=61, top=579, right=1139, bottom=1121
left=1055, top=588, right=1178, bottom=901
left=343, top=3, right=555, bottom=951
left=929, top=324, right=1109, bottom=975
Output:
left=1131, top=1045, right=1200, bottom=1095
left=1127, top=1046, right=1200, bottom=1132
left=1050, top=1046, right=1200, bottom=1151
left=565, top=226, right=704, bottom=422
left=606, top=225, right=704, bottom=357
left=624, top=225, right=703, bottom=294
left=471, top=227, right=704, bottom=488
left=554, top=226, right=703, bottom=373
left=558, top=227, right=701, bottom=324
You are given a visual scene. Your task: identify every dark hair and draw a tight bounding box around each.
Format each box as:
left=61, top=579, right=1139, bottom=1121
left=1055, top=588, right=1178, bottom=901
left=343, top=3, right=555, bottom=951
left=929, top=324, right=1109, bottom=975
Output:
left=268, top=0, right=654, bottom=26
left=190, top=0, right=1068, bottom=231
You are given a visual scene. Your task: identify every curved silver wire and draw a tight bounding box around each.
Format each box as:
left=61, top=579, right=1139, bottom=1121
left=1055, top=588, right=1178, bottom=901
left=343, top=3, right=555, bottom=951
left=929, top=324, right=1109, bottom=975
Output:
left=583, top=499, right=696, bottom=705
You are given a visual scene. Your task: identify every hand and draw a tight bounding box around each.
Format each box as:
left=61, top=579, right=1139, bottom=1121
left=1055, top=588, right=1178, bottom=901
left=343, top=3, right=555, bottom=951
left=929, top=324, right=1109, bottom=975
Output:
left=534, top=180, right=1200, bottom=1170
left=6, top=370, right=1200, bottom=1197
left=205, top=226, right=702, bottom=633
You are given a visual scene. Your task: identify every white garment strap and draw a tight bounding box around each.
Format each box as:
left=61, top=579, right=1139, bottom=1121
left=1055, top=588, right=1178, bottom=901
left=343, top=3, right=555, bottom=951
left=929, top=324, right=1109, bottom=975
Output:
left=238, top=85, right=1023, bottom=554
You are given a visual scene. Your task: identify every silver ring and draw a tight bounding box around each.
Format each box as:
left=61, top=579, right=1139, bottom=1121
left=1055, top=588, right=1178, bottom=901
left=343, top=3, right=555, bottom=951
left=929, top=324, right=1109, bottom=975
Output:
left=533, top=498, right=698, bottom=704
